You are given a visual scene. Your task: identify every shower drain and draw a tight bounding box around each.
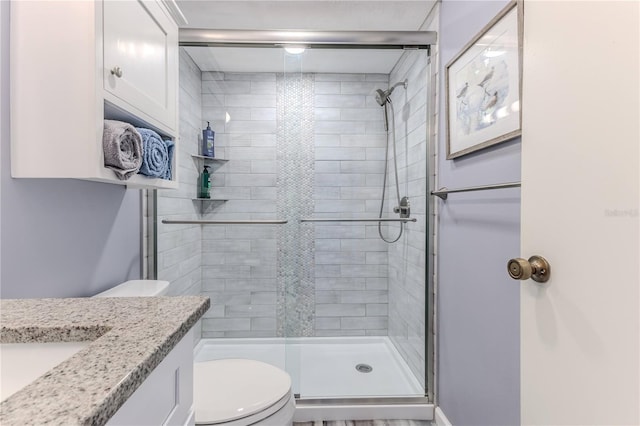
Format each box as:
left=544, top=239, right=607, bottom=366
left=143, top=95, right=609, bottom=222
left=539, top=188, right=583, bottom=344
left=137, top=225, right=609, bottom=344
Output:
left=355, top=363, right=373, bottom=373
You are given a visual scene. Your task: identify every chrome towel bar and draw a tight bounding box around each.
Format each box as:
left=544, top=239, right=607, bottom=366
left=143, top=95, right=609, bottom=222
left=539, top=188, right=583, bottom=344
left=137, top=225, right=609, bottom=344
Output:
left=299, top=218, right=417, bottom=223
left=162, top=219, right=288, bottom=225
left=431, top=182, right=521, bottom=200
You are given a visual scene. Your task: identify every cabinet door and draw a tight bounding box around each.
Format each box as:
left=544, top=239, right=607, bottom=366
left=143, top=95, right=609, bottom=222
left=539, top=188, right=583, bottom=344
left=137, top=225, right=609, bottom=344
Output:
left=106, top=331, right=194, bottom=425
left=103, top=0, right=177, bottom=131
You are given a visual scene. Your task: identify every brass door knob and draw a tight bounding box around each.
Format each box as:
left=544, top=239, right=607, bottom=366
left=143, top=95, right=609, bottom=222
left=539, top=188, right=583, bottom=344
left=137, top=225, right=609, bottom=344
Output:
left=507, top=255, right=550, bottom=283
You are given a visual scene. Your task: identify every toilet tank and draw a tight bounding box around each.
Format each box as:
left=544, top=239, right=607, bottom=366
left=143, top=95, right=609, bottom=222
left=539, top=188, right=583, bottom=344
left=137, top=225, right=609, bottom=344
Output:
left=92, top=280, right=170, bottom=297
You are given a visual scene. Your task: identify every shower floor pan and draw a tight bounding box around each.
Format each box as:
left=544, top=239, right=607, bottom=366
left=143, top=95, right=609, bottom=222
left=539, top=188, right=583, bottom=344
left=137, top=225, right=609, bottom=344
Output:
left=193, top=336, right=423, bottom=398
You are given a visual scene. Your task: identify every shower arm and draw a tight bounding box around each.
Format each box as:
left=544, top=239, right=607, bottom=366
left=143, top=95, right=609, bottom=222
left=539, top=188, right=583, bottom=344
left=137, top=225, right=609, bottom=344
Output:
left=388, top=80, right=408, bottom=93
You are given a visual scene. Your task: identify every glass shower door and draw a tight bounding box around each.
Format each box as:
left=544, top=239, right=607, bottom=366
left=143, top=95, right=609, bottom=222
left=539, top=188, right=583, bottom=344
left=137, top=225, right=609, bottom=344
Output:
left=156, top=43, right=431, bottom=402
left=281, top=48, right=431, bottom=400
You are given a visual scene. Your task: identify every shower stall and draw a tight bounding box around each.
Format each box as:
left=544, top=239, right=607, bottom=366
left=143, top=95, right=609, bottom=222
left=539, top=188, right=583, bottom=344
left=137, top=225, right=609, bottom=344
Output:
left=149, top=30, right=435, bottom=415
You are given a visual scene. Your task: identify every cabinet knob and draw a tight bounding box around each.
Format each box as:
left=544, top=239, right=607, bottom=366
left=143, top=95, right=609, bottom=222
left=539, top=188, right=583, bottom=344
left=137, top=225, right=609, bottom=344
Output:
left=507, top=255, right=550, bottom=283
left=110, top=66, right=123, bottom=78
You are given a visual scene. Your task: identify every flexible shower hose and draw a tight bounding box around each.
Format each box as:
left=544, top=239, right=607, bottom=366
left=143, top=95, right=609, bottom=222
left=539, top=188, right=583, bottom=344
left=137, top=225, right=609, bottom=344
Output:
left=378, top=99, right=404, bottom=243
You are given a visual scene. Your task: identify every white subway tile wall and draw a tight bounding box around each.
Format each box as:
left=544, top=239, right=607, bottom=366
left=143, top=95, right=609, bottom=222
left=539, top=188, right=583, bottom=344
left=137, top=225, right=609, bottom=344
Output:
left=311, top=72, right=390, bottom=338
left=198, top=71, right=393, bottom=338
left=155, top=50, right=203, bottom=304
left=200, top=72, right=280, bottom=338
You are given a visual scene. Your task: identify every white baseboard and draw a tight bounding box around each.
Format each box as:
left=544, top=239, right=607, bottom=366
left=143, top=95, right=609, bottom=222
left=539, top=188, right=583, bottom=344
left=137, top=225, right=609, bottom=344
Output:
left=434, top=407, right=452, bottom=426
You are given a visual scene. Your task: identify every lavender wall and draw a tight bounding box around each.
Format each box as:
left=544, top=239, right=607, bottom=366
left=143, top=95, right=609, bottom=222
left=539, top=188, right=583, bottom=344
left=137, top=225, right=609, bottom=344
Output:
left=437, top=1, right=520, bottom=424
left=0, top=1, right=141, bottom=298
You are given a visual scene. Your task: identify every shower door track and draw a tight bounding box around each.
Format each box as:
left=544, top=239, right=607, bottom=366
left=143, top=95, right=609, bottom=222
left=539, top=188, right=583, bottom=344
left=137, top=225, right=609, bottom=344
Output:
left=179, top=29, right=435, bottom=49
left=293, top=396, right=434, bottom=422
left=296, top=396, right=430, bottom=405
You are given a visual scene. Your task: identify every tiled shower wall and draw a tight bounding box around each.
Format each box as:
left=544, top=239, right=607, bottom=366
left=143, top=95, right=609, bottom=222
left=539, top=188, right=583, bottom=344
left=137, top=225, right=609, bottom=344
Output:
left=312, top=73, right=390, bottom=337
left=155, top=50, right=203, bottom=304
left=198, top=71, right=391, bottom=338
left=198, top=71, right=280, bottom=338
left=387, top=50, right=431, bottom=389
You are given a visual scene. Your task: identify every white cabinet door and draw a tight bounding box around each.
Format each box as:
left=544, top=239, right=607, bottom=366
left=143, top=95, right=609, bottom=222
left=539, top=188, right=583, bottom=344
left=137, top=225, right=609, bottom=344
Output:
left=107, top=330, right=194, bottom=425
left=521, top=1, right=639, bottom=425
left=103, top=0, right=177, bottom=131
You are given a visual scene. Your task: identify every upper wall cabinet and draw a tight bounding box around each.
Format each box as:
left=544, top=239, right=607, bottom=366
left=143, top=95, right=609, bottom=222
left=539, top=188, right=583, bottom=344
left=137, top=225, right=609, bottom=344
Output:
left=103, top=0, right=177, bottom=131
left=10, top=0, right=180, bottom=189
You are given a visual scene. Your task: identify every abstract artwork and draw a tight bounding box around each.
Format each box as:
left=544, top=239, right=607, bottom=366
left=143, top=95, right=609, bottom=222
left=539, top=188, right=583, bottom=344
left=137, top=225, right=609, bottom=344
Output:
left=446, top=1, right=522, bottom=159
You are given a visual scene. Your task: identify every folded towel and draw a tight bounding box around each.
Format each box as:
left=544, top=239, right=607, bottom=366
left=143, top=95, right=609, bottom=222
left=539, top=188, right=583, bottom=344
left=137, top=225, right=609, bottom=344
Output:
left=103, top=120, right=143, bottom=180
left=137, top=128, right=173, bottom=180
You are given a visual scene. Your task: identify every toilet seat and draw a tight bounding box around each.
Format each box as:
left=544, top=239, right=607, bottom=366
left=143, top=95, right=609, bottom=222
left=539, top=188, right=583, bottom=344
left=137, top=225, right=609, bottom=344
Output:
left=194, top=359, right=293, bottom=425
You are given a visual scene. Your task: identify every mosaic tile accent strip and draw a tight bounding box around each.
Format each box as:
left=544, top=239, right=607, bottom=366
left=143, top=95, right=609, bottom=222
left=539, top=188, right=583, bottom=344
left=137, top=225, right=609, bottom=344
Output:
left=276, top=71, right=316, bottom=337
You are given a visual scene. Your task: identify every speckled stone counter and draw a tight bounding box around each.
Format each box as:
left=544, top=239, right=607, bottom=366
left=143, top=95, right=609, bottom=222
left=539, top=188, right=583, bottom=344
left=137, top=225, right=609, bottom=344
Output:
left=0, top=296, right=210, bottom=425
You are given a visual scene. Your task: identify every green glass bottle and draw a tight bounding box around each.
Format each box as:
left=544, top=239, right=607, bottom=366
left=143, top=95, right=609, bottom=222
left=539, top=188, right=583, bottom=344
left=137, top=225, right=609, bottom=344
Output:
left=199, top=165, right=210, bottom=199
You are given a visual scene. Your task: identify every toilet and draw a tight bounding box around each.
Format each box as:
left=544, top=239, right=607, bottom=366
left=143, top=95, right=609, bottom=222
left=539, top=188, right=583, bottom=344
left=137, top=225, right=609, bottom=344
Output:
left=93, top=280, right=296, bottom=426
left=194, top=359, right=295, bottom=425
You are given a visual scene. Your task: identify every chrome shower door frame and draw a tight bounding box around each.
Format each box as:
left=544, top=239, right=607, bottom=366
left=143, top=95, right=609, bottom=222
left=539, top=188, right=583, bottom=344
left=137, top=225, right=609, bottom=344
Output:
left=146, top=29, right=438, bottom=414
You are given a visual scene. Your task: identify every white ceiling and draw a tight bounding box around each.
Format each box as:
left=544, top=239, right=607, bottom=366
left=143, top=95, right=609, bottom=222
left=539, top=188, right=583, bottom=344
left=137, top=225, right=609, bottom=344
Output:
left=176, top=1, right=436, bottom=73
left=176, top=1, right=435, bottom=31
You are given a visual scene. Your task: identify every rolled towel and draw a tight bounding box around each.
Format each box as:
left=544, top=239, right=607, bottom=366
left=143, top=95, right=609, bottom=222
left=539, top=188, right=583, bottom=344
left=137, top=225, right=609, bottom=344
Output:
left=103, top=120, right=143, bottom=180
left=164, top=139, right=175, bottom=180
left=137, top=128, right=173, bottom=179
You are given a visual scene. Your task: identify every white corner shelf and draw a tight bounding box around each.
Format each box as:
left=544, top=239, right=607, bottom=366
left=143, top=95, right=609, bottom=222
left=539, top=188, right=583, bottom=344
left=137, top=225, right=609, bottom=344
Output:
left=191, top=154, right=228, bottom=209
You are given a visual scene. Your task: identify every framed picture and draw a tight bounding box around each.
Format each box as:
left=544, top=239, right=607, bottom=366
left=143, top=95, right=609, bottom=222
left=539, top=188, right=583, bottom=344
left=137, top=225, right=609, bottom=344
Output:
left=445, top=1, right=522, bottom=159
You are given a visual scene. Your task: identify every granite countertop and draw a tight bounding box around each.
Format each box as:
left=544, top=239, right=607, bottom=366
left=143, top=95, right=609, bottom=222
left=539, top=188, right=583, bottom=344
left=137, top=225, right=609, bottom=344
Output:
left=0, top=296, right=210, bottom=425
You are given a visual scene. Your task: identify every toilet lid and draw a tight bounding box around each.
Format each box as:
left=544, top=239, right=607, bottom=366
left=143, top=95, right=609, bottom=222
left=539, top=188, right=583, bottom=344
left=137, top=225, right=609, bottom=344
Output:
left=194, top=359, right=292, bottom=424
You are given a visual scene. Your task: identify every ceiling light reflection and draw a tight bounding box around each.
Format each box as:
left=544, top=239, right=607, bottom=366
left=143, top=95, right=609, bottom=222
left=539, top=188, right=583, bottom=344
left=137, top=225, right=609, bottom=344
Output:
left=284, top=46, right=306, bottom=55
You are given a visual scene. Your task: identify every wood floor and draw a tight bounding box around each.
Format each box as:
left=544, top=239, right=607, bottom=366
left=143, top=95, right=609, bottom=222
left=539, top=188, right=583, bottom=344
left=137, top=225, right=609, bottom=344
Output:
left=294, top=421, right=430, bottom=426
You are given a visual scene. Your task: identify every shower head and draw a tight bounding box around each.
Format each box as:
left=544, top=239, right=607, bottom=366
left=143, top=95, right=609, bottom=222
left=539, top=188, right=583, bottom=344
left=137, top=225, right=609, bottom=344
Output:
left=375, top=89, right=388, bottom=106
left=375, top=80, right=408, bottom=106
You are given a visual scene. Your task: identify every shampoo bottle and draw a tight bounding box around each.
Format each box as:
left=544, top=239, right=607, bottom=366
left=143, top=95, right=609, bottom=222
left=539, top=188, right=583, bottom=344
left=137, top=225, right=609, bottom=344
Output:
left=199, top=165, right=211, bottom=199
left=202, top=122, right=215, bottom=157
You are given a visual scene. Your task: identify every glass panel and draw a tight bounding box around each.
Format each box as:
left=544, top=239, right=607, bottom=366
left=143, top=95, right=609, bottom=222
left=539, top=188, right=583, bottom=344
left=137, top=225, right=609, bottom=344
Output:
left=279, top=50, right=307, bottom=396
left=157, top=45, right=430, bottom=401
left=291, top=48, right=430, bottom=399
left=161, top=46, right=289, bottom=387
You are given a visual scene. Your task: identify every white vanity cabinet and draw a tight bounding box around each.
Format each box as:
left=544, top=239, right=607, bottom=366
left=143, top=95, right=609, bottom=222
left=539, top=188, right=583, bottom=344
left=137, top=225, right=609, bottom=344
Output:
left=10, top=0, right=180, bottom=189
left=107, top=330, right=195, bottom=426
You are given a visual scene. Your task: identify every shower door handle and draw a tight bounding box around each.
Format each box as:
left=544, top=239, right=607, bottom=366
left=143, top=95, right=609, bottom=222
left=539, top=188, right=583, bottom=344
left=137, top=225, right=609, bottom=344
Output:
left=299, top=218, right=416, bottom=223
left=162, top=219, right=288, bottom=225
left=507, top=255, right=551, bottom=283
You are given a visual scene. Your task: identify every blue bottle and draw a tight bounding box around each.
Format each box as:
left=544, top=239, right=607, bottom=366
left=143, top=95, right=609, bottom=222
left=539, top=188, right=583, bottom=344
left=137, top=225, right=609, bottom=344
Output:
left=202, top=121, right=215, bottom=157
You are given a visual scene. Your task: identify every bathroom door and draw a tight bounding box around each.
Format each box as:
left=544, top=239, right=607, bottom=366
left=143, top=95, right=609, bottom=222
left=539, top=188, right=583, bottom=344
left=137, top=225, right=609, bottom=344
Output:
left=520, top=1, right=639, bottom=425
